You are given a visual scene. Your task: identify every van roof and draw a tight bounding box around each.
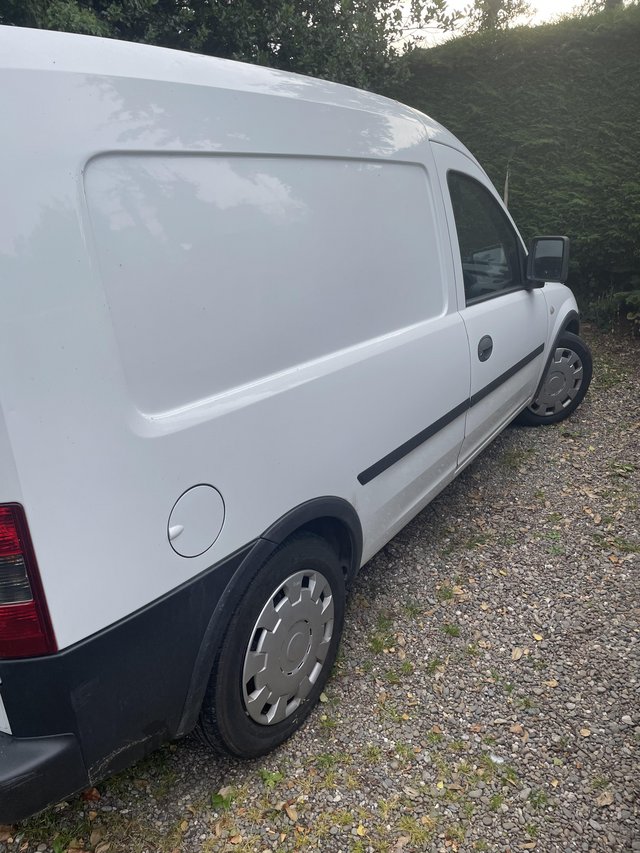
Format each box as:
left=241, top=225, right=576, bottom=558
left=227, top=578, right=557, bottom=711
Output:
left=0, top=25, right=474, bottom=157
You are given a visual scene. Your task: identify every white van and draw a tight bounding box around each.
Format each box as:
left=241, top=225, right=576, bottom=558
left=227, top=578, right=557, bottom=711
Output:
left=0, top=26, right=592, bottom=822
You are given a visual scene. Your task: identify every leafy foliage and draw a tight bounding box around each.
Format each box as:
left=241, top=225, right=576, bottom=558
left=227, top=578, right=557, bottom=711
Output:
left=0, top=0, right=456, bottom=91
left=392, top=4, right=640, bottom=306
left=463, top=0, right=533, bottom=33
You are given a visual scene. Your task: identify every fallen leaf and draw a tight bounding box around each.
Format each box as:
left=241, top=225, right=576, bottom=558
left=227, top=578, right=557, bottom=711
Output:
left=180, top=820, right=189, bottom=832
left=480, top=603, right=489, bottom=611
left=0, top=827, right=12, bottom=843
left=395, top=836, right=410, bottom=850
left=532, top=633, right=544, bottom=642
left=229, top=835, right=242, bottom=845
left=81, top=787, right=101, bottom=802
left=285, top=805, right=298, bottom=822
left=431, top=724, right=442, bottom=734
left=520, top=843, right=536, bottom=850
left=436, top=781, right=444, bottom=789
left=89, top=829, right=103, bottom=846
left=544, top=679, right=559, bottom=688
left=453, top=585, right=464, bottom=596
left=580, top=728, right=591, bottom=737
left=356, top=824, right=366, bottom=836
left=551, top=779, right=559, bottom=788
left=510, top=723, right=524, bottom=735
left=596, top=790, right=614, bottom=807
left=470, top=723, right=483, bottom=732
left=512, top=647, right=523, bottom=661
left=319, top=692, right=329, bottom=703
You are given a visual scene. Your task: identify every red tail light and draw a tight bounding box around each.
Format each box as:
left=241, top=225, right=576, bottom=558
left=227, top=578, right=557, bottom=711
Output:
left=0, top=504, right=56, bottom=658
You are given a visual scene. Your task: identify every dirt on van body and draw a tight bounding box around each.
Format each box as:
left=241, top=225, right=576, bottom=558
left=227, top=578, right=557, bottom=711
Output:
left=3, top=328, right=639, bottom=853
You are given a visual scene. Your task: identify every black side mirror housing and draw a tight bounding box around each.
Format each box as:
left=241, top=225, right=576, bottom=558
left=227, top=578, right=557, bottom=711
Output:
left=526, top=236, right=570, bottom=286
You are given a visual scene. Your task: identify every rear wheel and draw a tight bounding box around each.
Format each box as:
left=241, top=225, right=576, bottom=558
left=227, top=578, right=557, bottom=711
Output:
left=198, top=533, right=345, bottom=757
left=516, top=331, right=592, bottom=426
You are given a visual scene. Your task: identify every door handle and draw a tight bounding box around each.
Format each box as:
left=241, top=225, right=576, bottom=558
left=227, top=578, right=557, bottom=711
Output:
left=478, top=335, right=493, bottom=362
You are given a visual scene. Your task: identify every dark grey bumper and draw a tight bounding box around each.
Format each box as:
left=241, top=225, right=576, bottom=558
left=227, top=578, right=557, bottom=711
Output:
left=0, top=732, right=88, bottom=824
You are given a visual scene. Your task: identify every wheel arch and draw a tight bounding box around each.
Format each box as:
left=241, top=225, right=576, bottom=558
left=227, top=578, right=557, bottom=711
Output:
left=533, top=308, right=581, bottom=399
left=176, top=496, right=362, bottom=736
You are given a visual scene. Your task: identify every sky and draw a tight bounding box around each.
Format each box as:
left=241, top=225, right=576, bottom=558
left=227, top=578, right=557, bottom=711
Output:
left=413, top=0, right=581, bottom=46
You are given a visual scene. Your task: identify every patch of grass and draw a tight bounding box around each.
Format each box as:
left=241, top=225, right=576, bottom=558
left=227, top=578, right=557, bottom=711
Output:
left=592, top=776, right=609, bottom=790
left=437, top=583, right=455, bottom=602
left=525, top=823, right=539, bottom=838
left=397, top=815, right=436, bottom=845
left=427, top=730, right=444, bottom=746
left=369, top=614, right=395, bottom=653
left=426, top=655, right=443, bottom=676
left=403, top=599, right=422, bottom=617
left=442, top=623, right=461, bottom=638
left=529, top=788, right=549, bottom=810
left=445, top=824, right=466, bottom=843
left=489, top=793, right=504, bottom=811
left=475, top=841, right=489, bottom=851
left=364, top=744, right=382, bottom=762
left=503, top=447, right=535, bottom=469
left=400, top=660, right=414, bottom=675
left=463, top=531, right=493, bottom=549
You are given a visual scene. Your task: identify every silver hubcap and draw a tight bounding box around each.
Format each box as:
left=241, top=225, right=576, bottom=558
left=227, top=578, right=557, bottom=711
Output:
left=242, top=570, right=334, bottom=725
left=529, top=345, right=584, bottom=416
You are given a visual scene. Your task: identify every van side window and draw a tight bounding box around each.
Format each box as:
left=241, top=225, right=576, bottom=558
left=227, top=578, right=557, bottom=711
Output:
left=447, top=171, right=524, bottom=305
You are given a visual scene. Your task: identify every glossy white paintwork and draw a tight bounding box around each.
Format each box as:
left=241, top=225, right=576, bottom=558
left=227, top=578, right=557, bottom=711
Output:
left=0, top=27, right=578, bottom=651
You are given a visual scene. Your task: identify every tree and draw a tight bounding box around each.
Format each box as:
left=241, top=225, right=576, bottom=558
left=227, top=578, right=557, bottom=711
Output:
left=462, top=0, right=533, bottom=33
left=0, top=0, right=458, bottom=91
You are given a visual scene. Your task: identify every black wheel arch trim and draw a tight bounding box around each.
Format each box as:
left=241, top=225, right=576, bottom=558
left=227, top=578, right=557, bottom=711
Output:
left=532, top=309, right=581, bottom=401
left=176, top=496, right=362, bottom=736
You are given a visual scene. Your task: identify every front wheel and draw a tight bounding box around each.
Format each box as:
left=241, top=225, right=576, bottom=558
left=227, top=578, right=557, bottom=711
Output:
left=198, top=533, right=345, bottom=758
left=516, top=331, right=592, bottom=426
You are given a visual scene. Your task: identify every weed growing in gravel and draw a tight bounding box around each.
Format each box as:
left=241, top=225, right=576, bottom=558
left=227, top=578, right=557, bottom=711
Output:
left=364, top=744, right=382, bottom=762
left=427, top=730, right=444, bottom=745
left=397, top=815, right=436, bottom=844
left=529, top=789, right=549, bottom=810
left=442, top=623, right=461, bottom=637
left=258, top=769, right=283, bottom=789
left=403, top=599, right=422, bottom=617
left=461, top=799, right=475, bottom=818
left=474, top=840, right=489, bottom=851
left=369, top=613, right=395, bottom=653
left=426, top=655, right=443, bottom=675
left=437, top=582, right=455, bottom=602
left=591, top=776, right=609, bottom=790
left=489, top=793, right=504, bottom=810
left=525, top=823, right=539, bottom=838
left=401, top=660, right=414, bottom=675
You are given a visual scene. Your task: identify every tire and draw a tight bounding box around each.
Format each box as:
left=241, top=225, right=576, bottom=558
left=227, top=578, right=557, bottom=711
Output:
left=198, top=532, right=345, bottom=758
left=516, top=331, right=592, bottom=426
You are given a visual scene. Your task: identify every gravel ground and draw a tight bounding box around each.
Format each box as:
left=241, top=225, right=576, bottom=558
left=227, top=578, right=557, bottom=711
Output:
left=2, top=328, right=639, bottom=853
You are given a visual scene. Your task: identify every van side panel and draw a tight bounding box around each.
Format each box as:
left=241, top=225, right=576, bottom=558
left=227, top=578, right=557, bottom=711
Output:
left=84, top=155, right=444, bottom=412
left=0, top=64, right=458, bottom=651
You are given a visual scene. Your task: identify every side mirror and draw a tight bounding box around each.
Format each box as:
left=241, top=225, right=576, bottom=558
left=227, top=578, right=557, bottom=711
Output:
left=526, top=236, right=570, bottom=285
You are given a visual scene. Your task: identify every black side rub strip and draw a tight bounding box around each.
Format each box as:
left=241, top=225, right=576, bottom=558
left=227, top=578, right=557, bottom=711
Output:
left=357, top=343, right=545, bottom=486
left=357, top=400, right=470, bottom=486
left=469, top=343, right=544, bottom=407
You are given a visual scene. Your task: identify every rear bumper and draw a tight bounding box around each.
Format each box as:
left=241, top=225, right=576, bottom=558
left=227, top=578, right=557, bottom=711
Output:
left=0, top=732, right=88, bottom=824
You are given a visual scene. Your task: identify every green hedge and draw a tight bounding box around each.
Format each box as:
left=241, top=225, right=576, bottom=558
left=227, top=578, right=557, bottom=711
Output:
left=391, top=6, right=640, bottom=304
